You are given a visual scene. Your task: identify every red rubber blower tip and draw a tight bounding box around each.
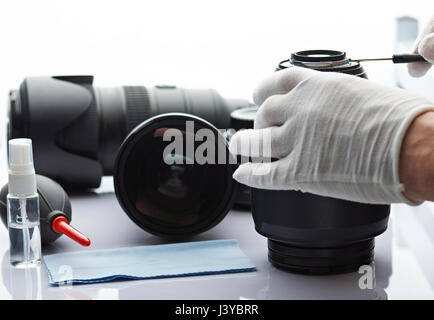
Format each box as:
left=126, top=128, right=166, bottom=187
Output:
left=52, top=216, right=91, bottom=247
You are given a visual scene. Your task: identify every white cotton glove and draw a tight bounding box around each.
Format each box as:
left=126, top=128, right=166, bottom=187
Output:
left=408, top=15, right=434, bottom=77
left=229, top=67, right=434, bottom=204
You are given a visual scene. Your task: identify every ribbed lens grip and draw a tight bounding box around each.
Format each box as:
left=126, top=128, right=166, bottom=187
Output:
left=123, top=86, right=151, bottom=132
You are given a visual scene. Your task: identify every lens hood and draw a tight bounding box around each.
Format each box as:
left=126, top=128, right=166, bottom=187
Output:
left=8, top=76, right=103, bottom=188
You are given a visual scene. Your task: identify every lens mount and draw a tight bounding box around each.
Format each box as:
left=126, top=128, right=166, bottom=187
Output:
left=292, top=49, right=347, bottom=62
left=114, top=113, right=237, bottom=237
left=277, top=49, right=367, bottom=78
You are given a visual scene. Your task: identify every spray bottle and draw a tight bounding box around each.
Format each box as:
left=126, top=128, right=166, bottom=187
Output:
left=7, top=139, right=41, bottom=267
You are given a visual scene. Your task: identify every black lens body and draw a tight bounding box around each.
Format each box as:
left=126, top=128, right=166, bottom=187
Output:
left=251, top=50, right=390, bottom=274
left=114, top=113, right=237, bottom=236
left=8, top=76, right=251, bottom=190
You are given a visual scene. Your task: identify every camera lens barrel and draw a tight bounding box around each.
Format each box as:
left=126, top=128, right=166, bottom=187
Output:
left=250, top=50, right=390, bottom=274
left=252, top=189, right=389, bottom=274
left=8, top=76, right=251, bottom=189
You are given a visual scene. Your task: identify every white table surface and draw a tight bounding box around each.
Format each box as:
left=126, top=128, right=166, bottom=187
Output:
left=1, top=163, right=434, bottom=300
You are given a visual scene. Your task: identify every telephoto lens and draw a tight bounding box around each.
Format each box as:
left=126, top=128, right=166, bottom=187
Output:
left=8, top=76, right=251, bottom=189
left=114, top=113, right=237, bottom=236
left=251, top=50, right=390, bottom=275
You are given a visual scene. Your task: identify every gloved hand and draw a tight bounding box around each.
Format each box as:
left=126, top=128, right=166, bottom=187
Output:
left=229, top=67, right=434, bottom=204
left=408, top=15, right=434, bottom=77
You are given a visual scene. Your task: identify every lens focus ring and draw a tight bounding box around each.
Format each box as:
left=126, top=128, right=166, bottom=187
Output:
left=123, top=86, right=152, bottom=132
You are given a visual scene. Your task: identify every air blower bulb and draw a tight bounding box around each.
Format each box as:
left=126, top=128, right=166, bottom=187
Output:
left=0, top=174, right=90, bottom=247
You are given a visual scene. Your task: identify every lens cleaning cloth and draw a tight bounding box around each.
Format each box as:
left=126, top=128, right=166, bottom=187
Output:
left=43, top=239, right=255, bottom=285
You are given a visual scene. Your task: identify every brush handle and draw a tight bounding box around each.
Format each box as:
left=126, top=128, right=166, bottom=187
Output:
left=392, top=54, right=427, bottom=64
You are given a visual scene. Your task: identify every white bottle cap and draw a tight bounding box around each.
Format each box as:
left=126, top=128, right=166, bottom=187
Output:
left=8, top=139, right=37, bottom=196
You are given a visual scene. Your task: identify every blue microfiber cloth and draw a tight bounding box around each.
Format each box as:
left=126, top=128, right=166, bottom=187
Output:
left=43, top=239, right=255, bottom=285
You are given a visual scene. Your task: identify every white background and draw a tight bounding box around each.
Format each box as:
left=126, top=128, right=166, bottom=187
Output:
left=0, top=0, right=433, bottom=99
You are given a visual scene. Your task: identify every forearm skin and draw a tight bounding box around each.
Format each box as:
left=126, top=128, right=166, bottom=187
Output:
left=400, top=111, right=434, bottom=203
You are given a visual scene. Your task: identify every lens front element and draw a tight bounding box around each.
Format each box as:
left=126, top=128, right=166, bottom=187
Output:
left=114, top=113, right=236, bottom=236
